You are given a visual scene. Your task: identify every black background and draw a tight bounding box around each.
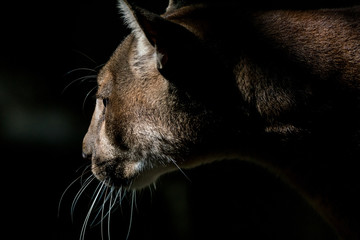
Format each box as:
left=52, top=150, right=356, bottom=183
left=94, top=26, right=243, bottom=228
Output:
left=1, top=0, right=359, bottom=239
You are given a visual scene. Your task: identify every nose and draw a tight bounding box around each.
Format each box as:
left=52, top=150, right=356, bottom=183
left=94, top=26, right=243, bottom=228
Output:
left=82, top=134, right=92, bottom=160
left=82, top=151, right=91, bottom=160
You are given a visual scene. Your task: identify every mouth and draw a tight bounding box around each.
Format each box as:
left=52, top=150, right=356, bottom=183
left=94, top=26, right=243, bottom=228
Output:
left=91, top=159, right=169, bottom=190
left=91, top=160, right=135, bottom=189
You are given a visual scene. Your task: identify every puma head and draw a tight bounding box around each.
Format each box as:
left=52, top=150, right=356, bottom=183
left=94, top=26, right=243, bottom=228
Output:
left=82, top=0, right=245, bottom=189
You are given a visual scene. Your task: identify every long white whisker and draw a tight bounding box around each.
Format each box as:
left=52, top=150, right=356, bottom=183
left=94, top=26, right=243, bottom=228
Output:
left=126, top=190, right=136, bottom=240
left=107, top=187, right=114, bottom=240
left=90, top=183, right=117, bottom=227
left=72, top=49, right=98, bottom=64
left=79, top=166, right=92, bottom=185
left=58, top=174, right=86, bottom=217
left=116, top=187, right=127, bottom=215
left=82, top=86, right=98, bottom=111
left=170, top=158, right=191, bottom=182
left=90, top=183, right=110, bottom=227
left=119, top=187, right=127, bottom=205
left=94, top=63, right=106, bottom=70
left=74, top=163, right=91, bottom=173
left=62, top=75, right=97, bottom=95
left=71, top=175, right=96, bottom=222
left=80, top=181, right=106, bottom=240
left=65, top=68, right=98, bottom=76
left=90, top=180, right=106, bottom=203
left=100, top=184, right=109, bottom=240
left=109, top=187, right=120, bottom=210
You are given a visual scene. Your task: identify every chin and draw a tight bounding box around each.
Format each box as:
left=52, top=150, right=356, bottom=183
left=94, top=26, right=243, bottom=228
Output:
left=92, top=160, right=175, bottom=190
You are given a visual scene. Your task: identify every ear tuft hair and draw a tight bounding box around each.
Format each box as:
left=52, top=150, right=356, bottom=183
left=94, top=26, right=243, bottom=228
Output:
left=118, top=0, right=144, bottom=40
left=118, top=0, right=158, bottom=57
left=166, top=0, right=188, bottom=12
left=117, top=0, right=188, bottom=69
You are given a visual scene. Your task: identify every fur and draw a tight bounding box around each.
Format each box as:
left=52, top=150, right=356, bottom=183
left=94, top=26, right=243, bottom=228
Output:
left=83, top=1, right=360, bottom=239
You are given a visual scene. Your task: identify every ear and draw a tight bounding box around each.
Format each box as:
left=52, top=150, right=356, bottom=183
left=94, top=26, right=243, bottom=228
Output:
left=166, top=0, right=187, bottom=12
left=119, top=0, right=182, bottom=69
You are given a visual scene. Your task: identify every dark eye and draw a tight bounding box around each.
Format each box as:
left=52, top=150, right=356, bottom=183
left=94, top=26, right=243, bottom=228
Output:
left=103, top=98, right=109, bottom=108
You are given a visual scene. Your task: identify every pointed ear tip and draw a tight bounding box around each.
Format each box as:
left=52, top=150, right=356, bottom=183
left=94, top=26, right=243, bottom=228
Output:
left=118, top=0, right=133, bottom=10
left=119, top=0, right=129, bottom=5
left=167, top=0, right=187, bottom=11
left=118, top=0, right=137, bottom=13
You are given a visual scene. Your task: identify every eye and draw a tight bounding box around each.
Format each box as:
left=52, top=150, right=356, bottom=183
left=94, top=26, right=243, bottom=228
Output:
left=102, top=98, right=109, bottom=108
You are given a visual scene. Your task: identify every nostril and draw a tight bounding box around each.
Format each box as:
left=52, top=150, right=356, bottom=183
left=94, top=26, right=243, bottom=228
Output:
left=82, top=135, right=92, bottom=160
left=82, top=151, right=91, bottom=160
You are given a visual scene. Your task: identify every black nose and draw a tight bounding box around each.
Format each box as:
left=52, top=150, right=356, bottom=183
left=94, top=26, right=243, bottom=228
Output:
left=82, top=136, right=92, bottom=160
left=82, top=151, right=91, bottom=160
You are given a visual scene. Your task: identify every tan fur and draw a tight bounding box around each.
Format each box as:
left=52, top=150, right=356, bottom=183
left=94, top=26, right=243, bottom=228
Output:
left=83, top=1, right=360, bottom=239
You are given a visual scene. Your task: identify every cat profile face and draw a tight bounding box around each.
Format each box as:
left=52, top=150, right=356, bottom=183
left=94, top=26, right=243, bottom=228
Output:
left=82, top=1, right=240, bottom=189
left=81, top=1, right=360, bottom=238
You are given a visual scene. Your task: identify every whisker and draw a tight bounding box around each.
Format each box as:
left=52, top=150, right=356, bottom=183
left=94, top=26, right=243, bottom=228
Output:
left=119, top=187, right=127, bottom=205
left=148, top=182, right=157, bottom=202
left=65, top=68, right=98, bottom=76
left=100, top=183, right=109, bottom=240
left=80, top=181, right=106, bottom=240
left=89, top=182, right=110, bottom=227
left=82, top=86, right=98, bottom=111
left=72, top=49, right=98, bottom=64
left=95, top=182, right=115, bottom=240
left=115, top=187, right=127, bottom=215
left=58, top=167, right=92, bottom=217
left=169, top=158, right=191, bottom=182
left=94, top=63, right=106, bottom=71
left=71, top=175, right=96, bottom=222
left=58, top=174, right=86, bottom=217
left=79, top=166, right=92, bottom=185
left=69, top=175, right=139, bottom=240
left=126, top=190, right=136, bottom=240
left=62, top=75, right=97, bottom=95
left=90, top=180, right=106, bottom=203
left=109, top=187, right=120, bottom=210
left=107, top=187, right=114, bottom=240
left=90, top=184, right=115, bottom=227
left=75, top=163, right=91, bottom=173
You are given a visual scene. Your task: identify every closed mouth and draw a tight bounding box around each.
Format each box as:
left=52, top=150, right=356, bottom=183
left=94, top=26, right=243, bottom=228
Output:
left=91, top=160, right=135, bottom=189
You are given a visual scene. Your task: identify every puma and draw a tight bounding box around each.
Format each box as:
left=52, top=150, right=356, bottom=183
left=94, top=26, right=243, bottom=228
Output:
left=82, top=0, right=360, bottom=239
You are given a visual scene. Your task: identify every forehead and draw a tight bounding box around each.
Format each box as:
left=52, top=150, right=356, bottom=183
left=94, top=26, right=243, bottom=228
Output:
left=97, top=35, right=136, bottom=86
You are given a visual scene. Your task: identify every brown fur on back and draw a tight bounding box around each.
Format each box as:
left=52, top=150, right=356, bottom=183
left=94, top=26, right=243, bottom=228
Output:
left=83, top=1, right=360, bottom=239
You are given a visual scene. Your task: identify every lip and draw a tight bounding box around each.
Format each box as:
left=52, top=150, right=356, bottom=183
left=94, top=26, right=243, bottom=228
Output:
left=92, top=167, right=134, bottom=189
left=103, top=176, right=134, bottom=189
left=91, top=160, right=133, bottom=187
left=91, top=154, right=179, bottom=190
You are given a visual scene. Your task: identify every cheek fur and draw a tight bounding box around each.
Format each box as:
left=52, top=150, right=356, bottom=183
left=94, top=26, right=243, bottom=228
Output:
left=97, top=122, right=117, bottom=159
